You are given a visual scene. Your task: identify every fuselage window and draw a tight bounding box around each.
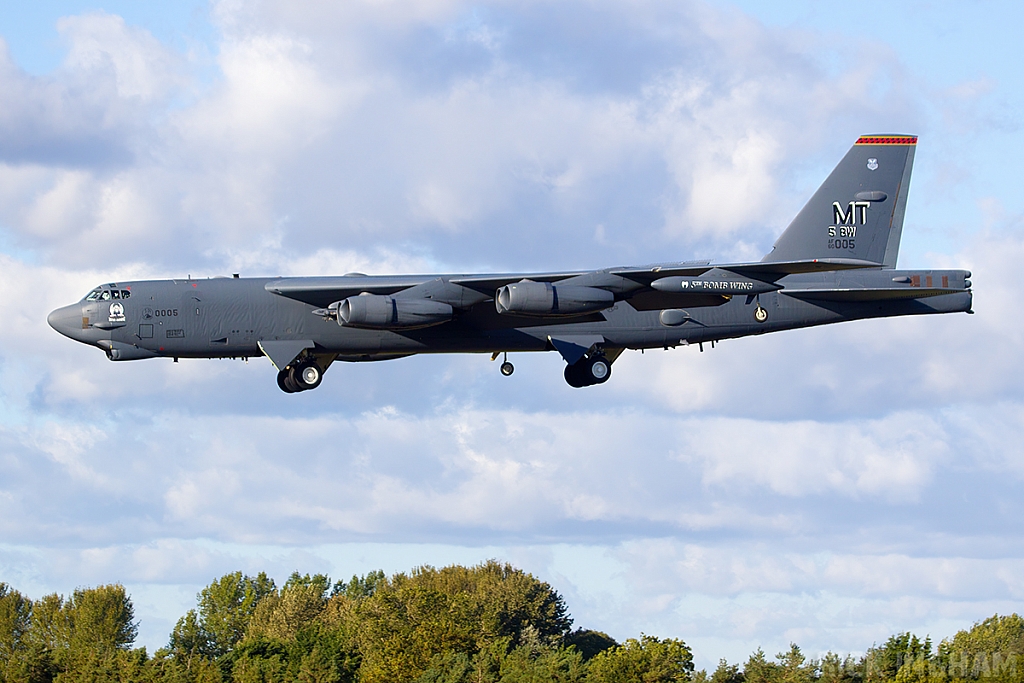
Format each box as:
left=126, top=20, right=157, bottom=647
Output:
left=111, top=290, right=121, bottom=299
left=85, top=289, right=101, bottom=301
left=121, top=290, right=131, bottom=299
left=100, top=291, right=111, bottom=301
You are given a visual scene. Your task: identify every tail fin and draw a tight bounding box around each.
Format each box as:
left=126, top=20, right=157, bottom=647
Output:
left=762, top=135, right=917, bottom=268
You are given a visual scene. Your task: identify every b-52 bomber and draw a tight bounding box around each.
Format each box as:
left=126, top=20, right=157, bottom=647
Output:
left=48, top=135, right=972, bottom=392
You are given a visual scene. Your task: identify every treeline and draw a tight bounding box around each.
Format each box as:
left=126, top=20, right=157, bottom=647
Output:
left=1, top=561, right=1022, bottom=683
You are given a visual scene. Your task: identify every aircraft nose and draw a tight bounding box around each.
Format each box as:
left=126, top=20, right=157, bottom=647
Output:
left=47, top=303, right=87, bottom=340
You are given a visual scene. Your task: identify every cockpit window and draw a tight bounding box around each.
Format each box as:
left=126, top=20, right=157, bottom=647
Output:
left=83, top=287, right=128, bottom=301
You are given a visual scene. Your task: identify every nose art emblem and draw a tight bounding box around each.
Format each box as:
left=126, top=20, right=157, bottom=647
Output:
left=109, top=302, right=126, bottom=322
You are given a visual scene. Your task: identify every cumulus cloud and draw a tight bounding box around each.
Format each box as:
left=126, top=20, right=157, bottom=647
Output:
left=0, top=0, right=919, bottom=271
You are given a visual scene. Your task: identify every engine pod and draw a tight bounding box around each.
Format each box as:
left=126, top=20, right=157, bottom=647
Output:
left=495, top=280, right=614, bottom=316
left=338, top=295, right=453, bottom=329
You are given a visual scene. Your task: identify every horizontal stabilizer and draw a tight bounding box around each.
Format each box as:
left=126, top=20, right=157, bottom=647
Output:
left=726, top=258, right=882, bottom=277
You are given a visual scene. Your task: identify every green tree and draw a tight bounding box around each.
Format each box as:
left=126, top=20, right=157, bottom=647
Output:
left=354, top=561, right=573, bottom=683
left=228, top=637, right=288, bottom=683
left=563, top=629, right=617, bottom=661
left=935, top=614, right=1024, bottom=681
left=60, top=585, right=138, bottom=683
left=818, top=652, right=862, bottom=683
left=167, top=609, right=210, bottom=671
left=743, top=649, right=781, bottom=683
left=194, top=572, right=277, bottom=659
left=64, top=585, right=137, bottom=654
left=776, top=645, right=814, bottom=683
left=0, top=584, right=35, bottom=683
left=331, top=572, right=386, bottom=600
left=415, top=636, right=585, bottom=683
left=498, top=639, right=584, bottom=683
left=246, top=573, right=330, bottom=643
left=709, top=659, right=745, bottom=683
left=587, top=635, right=694, bottom=683
left=1, top=584, right=32, bottom=664
left=866, top=633, right=931, bottom=683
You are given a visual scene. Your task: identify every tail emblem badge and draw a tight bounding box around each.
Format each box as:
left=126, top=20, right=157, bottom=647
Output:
left=867, top=158, right=879, bottom=171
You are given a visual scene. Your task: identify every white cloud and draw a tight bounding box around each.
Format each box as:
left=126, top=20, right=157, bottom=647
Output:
left=57, top=12, right=184, bottom=102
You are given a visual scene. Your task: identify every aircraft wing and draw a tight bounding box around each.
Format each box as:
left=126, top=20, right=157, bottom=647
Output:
left=265, top=272, right=592, bottom=307
left=265, top=258, right=883, bottom=308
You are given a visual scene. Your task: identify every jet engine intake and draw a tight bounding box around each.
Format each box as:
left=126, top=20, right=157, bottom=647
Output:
left=337, top=295, right=453, bottom=329
left=495, top=280, right=614, bottom=316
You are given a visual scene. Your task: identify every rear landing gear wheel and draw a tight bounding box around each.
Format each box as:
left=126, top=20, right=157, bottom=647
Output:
left=292, top=361, right=323, bottom=391
left=564, top=354, right=612, bottom=388
left=564, top=363, right=586, bottom=388
left=500, top=361, right=515, bottom=376
left=277, top=369, right=300, bottom=393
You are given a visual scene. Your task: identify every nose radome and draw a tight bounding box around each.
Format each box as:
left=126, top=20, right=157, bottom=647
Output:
left=47, top=303, right=85, bottom=340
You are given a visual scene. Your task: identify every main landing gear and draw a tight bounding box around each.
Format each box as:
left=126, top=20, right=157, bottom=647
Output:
left=277, top=359, right=324, bottom=393
left=564, top=353, right=611, bottom=388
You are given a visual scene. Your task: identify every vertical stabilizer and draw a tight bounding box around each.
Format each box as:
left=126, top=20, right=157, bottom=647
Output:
left=763, top=135, right=917, bottom=268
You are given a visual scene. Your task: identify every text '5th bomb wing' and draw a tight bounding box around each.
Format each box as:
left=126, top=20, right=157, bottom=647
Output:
left=47, top=134, right=972, bottom=392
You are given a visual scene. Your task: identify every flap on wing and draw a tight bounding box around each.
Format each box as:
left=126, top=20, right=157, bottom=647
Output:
left=784, top=287, right=959, bottom=302
left=258, top=339, right=314, bottom=370
left=547, top=334, right=604, bottom=365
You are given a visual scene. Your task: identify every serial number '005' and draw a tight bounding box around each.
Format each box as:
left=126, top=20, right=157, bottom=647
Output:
left=155, top=309, right=178, bottom=317
left=828, top=239, right=856, bottom=249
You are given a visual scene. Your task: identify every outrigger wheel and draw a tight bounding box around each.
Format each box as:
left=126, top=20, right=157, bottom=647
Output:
left=564, top=353, right=611, bottom=388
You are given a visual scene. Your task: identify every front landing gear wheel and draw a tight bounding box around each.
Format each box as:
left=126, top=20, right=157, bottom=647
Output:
left=500, top=361, right=515, bottom=376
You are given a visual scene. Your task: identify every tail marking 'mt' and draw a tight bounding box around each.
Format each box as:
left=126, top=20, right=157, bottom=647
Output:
left=763, top=135, right=917, bottom=268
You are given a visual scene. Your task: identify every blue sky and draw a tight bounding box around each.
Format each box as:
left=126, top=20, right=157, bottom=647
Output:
left=0, top=0, right=1022, bottom=668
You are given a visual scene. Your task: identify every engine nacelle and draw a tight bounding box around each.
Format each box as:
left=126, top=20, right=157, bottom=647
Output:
left=337, top=295, right=453, bottom=329
left=495, top=280, right=614, bottom=316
